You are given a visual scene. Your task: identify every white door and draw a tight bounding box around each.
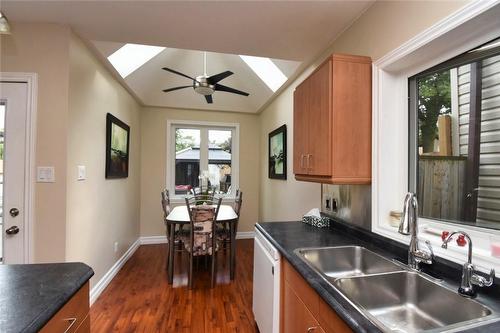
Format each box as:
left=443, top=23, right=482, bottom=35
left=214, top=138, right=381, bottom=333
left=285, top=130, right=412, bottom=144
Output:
left=0, top=82, right=28, bottom=264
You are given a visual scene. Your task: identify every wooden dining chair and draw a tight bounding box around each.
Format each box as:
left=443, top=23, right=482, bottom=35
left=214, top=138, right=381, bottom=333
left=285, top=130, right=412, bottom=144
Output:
left=217, top=190, right=243, bottom=250
left=161, top=189, right=172, bottom=233
left=161, top=189, right=186, bottom=268
left=182, top=196, right=222, bottom=289
left=189, top=187, right=216, bottom=202
left=234, top=189, right=243, bottom=218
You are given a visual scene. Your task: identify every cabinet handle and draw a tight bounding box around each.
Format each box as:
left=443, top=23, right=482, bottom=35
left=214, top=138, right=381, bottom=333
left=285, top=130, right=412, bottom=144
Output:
left=300, top=154, right=304, bottom=169
left=63, top=317, right=77, bottom=333
left=307, top=154, right=311, bottom=170
left=307, top=327, right=318, bottom=333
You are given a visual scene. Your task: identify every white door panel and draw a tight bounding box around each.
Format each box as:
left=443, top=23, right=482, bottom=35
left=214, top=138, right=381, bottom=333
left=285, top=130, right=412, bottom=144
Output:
left=0, top=82, right=28, bottom=264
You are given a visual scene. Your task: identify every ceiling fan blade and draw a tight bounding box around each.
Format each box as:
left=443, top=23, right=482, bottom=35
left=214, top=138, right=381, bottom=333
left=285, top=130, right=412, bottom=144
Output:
left=162, top=67, right=197, bottom=82
left=207, top=71, right=233, bottom=84
left=162, top=85, right=192, bottom=93
left=205, top=95, right=213, bottom=104
left=215, top=84, right=249, bottom=96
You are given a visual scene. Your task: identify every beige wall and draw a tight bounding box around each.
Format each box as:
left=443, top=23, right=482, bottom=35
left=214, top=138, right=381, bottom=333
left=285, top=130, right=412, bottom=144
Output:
left=1, top=23, right=71, bottom=262
left=140, top=107, right=260, bottom=236
left=66, top=34, right=141, bottom=286
left=259, top=84, right=321, bottom=222
left=258, top=0, right=468, bottom=222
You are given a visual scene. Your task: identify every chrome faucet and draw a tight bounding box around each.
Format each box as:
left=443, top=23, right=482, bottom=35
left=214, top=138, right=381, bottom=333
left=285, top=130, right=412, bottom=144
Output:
left=442, top=231, right=495, bottom=298
left=398, top=192, right=433, bottom=270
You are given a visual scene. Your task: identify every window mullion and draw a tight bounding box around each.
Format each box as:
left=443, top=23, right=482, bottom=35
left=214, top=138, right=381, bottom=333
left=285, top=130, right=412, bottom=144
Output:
left=200, top=127, right=209, bottom=172
left=170, top=125, right=177, bottom=195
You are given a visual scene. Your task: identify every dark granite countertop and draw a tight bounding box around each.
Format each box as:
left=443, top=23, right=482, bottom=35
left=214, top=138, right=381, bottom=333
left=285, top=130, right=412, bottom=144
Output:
left=0, top=262, right=94, bottom=333
left=256, top=221, right=500, bottom=333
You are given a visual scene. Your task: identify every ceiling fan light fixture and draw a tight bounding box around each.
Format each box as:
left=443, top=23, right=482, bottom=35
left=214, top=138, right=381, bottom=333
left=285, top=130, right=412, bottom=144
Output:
left=0, top=12, right=11, bottom=35
left=162, top=52, right=249, bottom=104
left=193, top=76, right=215, bottom=96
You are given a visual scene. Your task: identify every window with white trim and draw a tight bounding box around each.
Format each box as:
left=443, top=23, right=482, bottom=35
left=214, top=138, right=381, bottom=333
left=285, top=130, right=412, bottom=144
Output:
left=409, top=37, right=500, bottom=230
left=371, top=2, right=500, bottom=276
left=167, top=121, right=239, bottom=198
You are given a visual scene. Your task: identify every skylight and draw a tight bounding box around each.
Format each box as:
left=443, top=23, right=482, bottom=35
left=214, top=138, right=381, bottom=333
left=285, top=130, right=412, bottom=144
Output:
left=108, top=43, right=165, bottom=78
left=239, top=55, right=287, bottom=92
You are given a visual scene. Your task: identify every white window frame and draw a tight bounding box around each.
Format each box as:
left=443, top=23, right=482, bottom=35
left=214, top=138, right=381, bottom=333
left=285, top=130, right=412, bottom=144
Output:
left=372, top=1, right=500, bottom=276
left=166, top=120, right=240, bottom=203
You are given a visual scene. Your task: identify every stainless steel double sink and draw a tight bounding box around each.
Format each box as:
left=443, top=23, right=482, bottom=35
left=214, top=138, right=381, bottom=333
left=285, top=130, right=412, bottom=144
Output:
left=294, top=246, right=497, bottom=332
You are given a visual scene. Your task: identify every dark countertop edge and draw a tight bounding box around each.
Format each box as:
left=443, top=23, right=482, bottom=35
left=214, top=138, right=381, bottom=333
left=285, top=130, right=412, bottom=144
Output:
left=255, top=223, right=379, bottom=333
left=24, top=264, right=94, bottom=333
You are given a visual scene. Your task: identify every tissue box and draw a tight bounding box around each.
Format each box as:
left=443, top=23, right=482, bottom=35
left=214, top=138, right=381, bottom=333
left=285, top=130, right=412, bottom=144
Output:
left=302, top=215, right=330, bottom=228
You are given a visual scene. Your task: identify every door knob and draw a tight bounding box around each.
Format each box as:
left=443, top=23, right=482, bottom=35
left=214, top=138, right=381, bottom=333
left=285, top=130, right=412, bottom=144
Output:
left=9, top=208, right=19, bottom=217
left=5, top=226, right=19, bottom=235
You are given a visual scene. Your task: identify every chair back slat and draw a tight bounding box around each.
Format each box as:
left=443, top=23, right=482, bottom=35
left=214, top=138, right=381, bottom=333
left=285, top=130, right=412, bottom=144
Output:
left=161, top=189, right=171, bottom=219
left=234, top=190, right=243, bottom=217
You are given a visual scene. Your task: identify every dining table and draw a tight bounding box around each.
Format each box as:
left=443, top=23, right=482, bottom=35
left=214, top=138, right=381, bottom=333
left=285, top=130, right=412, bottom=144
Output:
left=165, top=204, right=238, bottom=284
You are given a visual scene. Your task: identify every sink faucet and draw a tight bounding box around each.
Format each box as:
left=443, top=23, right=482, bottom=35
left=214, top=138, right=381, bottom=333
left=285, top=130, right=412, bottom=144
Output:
left=398, top=192, right=433, bottom=270
left=442, top=231, right=495, bottom=298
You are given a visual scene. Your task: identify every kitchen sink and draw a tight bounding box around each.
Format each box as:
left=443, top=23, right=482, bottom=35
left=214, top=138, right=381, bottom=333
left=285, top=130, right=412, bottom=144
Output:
left=334, top=271, right=493, bottom=332
left=294, top=246, right=403, bottom=279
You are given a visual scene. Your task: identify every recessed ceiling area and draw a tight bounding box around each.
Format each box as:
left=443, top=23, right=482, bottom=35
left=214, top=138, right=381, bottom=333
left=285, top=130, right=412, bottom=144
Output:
left=1, top=0, right=374, bottom=112
left=93, top=42, right=300, bottom=113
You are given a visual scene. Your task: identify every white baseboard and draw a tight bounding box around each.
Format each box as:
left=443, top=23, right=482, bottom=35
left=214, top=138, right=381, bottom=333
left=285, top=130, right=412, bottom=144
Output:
left=140, top=235, right=168, bottom=244
left=236, top=231, right=255, bottom=239
left=90, top=238, right=140, bottom=305
left=138, top=231, right=255, bottom=245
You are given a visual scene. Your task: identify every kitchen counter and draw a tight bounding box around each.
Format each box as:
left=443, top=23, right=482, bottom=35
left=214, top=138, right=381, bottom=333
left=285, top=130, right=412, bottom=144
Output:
left=0, top=262, right=94, bottom=333
left=256, top=220, right=500, bottom=333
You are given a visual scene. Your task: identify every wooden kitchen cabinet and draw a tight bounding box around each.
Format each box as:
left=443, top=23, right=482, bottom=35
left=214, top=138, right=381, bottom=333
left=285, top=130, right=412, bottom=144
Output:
left=283, top=281, right=325, bottom=333
left=281, top=259, right=352, bottom=333
left=40, top=282, right=90, bottom=333
left=293, top=54, right=372, bottom=184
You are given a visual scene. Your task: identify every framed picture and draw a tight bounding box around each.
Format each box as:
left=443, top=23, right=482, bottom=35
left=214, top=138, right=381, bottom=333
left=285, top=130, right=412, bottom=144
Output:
left=268, top=124, right=287, bottom=180
left=105, top=113, right=130, bottom=178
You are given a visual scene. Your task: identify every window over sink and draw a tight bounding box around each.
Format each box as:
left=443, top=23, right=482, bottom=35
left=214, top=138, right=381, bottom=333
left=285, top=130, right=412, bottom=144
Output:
left=372, top=3, right=500, bottom=277
left=167, top=121, right=239, bottom=198
left=408, top=37, right=500, bottom=230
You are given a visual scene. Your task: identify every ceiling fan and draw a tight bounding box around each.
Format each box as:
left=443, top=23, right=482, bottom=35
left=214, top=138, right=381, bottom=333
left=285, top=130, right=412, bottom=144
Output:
left=162, top=52, right=249, bottom=104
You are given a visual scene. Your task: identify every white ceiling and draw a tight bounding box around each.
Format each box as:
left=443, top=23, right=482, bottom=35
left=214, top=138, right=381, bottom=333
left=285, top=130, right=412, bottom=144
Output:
left=1, top=0, right=374, bottom=112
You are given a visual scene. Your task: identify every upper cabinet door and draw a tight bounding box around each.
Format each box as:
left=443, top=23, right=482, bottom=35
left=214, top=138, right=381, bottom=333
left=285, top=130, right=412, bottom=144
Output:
left=293, top=80, right=309, bottom=175
left=307, top=59, right=332, bottom=177
left=293, top=53, right=372, bottom=184
left=331, top=58, right=372, bottom=180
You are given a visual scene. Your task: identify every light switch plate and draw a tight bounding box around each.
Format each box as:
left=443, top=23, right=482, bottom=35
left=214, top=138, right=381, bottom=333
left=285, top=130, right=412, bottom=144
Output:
left=37, top=166, right=55, bottom=183
left=77, top=165, right=86, bottom=181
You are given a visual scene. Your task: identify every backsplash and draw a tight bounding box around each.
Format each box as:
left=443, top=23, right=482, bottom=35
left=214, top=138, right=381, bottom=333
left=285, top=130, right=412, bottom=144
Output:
left=321, top=184, right=371, bottom=230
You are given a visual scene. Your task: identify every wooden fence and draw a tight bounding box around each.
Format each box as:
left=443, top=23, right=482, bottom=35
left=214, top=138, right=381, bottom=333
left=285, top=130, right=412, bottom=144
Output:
left=418, top=155, right=467, bottom=221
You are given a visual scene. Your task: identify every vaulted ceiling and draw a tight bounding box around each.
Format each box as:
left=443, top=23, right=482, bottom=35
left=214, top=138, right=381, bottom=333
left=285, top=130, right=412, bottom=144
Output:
left=92, top=42, right=301, bottom=113
left=2, top=0, right=374, bottom=113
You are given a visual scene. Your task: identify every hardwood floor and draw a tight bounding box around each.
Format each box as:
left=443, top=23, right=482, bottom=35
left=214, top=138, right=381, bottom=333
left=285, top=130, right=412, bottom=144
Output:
left=90, top=240, right=258, bottom=333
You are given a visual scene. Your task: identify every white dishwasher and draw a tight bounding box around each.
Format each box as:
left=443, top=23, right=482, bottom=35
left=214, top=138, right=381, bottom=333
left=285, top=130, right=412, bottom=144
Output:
left=253, top=228, right=281, bottom=333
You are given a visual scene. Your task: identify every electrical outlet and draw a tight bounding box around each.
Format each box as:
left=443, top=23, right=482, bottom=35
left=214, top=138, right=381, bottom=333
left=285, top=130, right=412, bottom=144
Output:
left=114, top=242, right=119, bottom=253
left=325, top=196, right=332, bottom=210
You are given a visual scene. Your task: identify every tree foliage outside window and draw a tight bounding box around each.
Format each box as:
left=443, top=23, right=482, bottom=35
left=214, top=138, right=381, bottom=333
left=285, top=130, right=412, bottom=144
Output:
left=418, top=70, right=452, bottom=153
left=219, top=137, right=232, bottom=153
left=175, top=129, right=196, bottom=152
